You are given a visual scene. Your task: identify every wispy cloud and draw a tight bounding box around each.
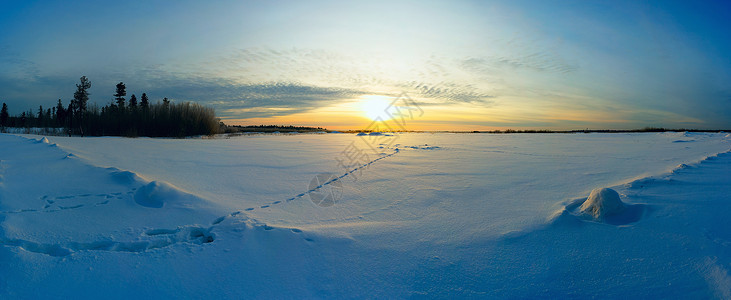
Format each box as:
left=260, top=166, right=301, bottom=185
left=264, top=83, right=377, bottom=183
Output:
left=0, top=46, right=41, bottom=81
left=177, top=47, right=502, bottom=108
left=124, top=68, right=366, bottom=118
left=197, top=82, right=365, bottom=118
left=459, top=53, right=577, bottom=76
left=394, top=81, right=496, bottom=106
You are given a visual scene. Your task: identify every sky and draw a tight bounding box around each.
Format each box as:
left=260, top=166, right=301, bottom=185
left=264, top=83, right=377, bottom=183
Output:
left=1, top=0, right=730, bottom=130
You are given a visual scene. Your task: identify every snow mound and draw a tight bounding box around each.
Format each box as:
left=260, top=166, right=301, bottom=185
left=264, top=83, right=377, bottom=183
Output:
left=356, top=132, right=367, bottom=136
left=578, top=188, right=625, bottom=220
left=404, top=144, right=441, bottom=150
left=551, top=187, right=644, bottom=226
left=368, top=132, right=393, bottom=136
left=134, top=181, right=195, bottom=208
left=37, top=137, right=50, bottom=144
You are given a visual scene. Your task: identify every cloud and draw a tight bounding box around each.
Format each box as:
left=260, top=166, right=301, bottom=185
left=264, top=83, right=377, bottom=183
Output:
left=190, top=82, right=365, bottom=118
left=0, top=46, right=41, bottom=81
left=121, top=69, right=366, bottom=118
left=0, top=59, right=366, bottom=119
left=184, top=47, right=501, bottom=109
left=394, top=81, right=496, bottom=106
left=459, top=54, right=577, bottom=76
left=0, top=74, right=73, bottom=113
left=1, top=43, right=728, bottom=129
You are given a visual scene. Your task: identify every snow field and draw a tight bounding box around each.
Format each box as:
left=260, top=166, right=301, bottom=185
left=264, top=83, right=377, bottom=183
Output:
left=0, top=131, right=729, bottom=298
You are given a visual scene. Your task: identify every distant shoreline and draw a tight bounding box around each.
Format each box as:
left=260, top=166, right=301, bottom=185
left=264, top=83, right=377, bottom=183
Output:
left=223, top=125, right=729, bottom=135
left=5, top=125, right=728, bottom=138
left=226, top=125, right=731, bottom=133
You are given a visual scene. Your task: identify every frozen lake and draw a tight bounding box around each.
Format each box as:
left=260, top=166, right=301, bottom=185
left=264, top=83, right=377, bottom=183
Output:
left=44, top=132, right=730, bottom=237
left=1, top=132, right=730, bottom=298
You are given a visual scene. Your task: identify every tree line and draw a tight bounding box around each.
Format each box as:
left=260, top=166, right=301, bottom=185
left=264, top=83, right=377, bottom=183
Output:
left=223, top=125, right=328, bottom=133
left=0, top=76, right=220, bottom=137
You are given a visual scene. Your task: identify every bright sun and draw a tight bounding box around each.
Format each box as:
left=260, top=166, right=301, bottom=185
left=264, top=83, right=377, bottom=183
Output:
left=361, top=95, right=394, bottom=121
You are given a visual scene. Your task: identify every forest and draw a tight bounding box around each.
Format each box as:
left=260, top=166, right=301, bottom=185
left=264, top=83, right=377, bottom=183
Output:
left=0, top=76, right=220, bottom=137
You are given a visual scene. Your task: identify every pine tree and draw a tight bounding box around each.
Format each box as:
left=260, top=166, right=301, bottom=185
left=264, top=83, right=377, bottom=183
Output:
left=0, top=103, right=8, bottom=127
left=129, top=94, right=137, bottom=108
left=140, top=93, right=149, bottom=110
left=38, top=105, right=44, bottom=126
left=114, top=82, right=126, bottom=110
left=72, top=76, right=91, bottom=136
left=66, top=102, right=74, bottom=136
left=56, top=99, right=65, bottom=127
left=73, top=76, right=91, bottom=113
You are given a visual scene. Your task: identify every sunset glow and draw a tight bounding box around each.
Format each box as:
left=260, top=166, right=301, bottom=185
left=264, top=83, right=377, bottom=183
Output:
left=360, top=95, right=394, bottom=121
left=1, top=1, right=729, bottom=130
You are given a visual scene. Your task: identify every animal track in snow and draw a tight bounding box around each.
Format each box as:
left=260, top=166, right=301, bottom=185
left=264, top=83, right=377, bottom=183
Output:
left=0, top=142, right=441, bottom=257
left=0, top=211, right=315, bottom=257
left=0, top=225, right=217, bottom=256
left=0, top=188, right=138, bottom=215
left=237, top=143, right=441, bottom=213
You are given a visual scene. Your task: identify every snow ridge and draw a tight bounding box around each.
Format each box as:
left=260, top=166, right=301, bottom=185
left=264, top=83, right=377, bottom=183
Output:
left=550, top=148, right=731, bottom=227
left=624, top=148, right=731, bottom=189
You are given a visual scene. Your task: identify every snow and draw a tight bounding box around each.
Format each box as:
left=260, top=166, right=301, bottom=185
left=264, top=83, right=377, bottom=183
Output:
left=1, top=132, right=730, bottom=298
left=578, top=188, right=625, bottom=219
left=133, top=181, right=199, bottom=208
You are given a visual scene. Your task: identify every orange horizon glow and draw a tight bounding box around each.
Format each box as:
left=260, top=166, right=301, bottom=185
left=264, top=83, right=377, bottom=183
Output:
left=219, top=95, right=548, bottom=131
left=218, top=92, right=710, bottom=131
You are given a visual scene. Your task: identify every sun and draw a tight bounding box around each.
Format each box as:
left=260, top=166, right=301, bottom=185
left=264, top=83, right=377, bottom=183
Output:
left=360, top=95, right=394, bottom=121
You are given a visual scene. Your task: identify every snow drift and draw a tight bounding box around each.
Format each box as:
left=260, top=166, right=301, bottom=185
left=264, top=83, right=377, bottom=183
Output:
left=134, top=180, right=199, bottom=208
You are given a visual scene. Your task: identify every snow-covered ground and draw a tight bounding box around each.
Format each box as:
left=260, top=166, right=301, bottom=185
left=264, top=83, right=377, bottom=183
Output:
left=1, top=132, right=730, bottom=298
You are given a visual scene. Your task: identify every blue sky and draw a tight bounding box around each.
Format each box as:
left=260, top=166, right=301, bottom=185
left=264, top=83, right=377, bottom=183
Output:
left=1, top=0, right=729, bottom=129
